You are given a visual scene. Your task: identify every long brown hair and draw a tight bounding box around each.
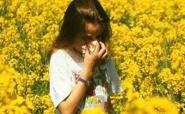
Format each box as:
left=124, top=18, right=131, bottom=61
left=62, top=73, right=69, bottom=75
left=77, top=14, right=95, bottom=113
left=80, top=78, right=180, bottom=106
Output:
left=47, top=0, right=112, bottom=58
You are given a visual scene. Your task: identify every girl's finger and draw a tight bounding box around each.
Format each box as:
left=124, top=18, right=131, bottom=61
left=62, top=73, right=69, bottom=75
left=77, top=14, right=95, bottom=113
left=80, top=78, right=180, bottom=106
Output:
left=102, top=49, right=109, bottom=59
left=98, top=42, right=106, bottom=57
left=99, top=41, right=106, bottom=50
left=94, top=41, right=100, bottom=54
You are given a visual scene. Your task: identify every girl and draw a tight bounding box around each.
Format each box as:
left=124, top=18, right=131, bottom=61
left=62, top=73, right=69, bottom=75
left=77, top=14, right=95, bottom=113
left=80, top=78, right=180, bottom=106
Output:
left=48, top=0, right=123, bottom=114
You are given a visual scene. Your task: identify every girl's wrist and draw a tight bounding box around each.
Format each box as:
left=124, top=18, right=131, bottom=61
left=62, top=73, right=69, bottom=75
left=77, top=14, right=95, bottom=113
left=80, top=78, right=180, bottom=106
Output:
left=78, top=77, right=90, bottom=87
left=82, top=68, right=94, bottom=81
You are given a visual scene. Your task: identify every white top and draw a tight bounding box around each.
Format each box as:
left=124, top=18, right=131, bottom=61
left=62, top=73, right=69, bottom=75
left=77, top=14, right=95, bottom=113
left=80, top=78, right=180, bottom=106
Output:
left=49, top=48, right=123, bottom=114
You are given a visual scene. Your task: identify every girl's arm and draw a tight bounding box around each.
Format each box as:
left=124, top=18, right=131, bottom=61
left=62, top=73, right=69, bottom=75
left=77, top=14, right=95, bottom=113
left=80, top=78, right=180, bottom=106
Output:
left=57, top=68, right=93, bottom=114
left=57, top=41, right=105, bottom=114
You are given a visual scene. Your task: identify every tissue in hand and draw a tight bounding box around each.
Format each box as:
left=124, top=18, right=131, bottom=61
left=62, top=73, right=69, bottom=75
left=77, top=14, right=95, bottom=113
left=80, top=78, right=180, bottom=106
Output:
left=82, top=40, right=98, bottom=57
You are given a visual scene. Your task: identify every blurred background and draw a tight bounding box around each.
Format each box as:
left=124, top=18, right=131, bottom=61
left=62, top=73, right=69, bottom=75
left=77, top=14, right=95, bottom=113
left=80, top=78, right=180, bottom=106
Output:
left=0, top=0, right=185, bottom=114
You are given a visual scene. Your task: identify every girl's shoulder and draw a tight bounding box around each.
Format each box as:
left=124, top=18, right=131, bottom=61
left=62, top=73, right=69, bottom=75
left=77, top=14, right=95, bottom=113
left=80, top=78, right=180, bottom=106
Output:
left=50, top=48, right=81, bottom=67
left=51, top=48, right=69, bottom=58
left=49, top=48, right=69, bottom=63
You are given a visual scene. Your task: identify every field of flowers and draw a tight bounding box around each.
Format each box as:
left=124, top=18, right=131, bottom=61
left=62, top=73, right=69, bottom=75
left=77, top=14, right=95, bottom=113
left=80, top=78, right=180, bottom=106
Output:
left=0, top=0, right=185, bottom=114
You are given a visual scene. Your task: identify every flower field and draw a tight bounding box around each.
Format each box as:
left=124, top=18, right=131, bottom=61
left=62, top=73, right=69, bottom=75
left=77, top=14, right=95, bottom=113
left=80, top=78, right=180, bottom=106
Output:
left=0, top=0, right=185, bottom=114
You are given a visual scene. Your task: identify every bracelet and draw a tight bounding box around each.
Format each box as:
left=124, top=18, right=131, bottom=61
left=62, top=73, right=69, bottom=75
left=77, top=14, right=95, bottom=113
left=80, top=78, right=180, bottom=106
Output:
left=78, top=77, right=89, bottom=87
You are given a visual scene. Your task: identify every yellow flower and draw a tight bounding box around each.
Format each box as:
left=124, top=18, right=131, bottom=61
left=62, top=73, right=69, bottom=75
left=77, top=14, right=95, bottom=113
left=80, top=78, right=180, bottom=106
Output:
left=81, top=107, right=106, bottom=114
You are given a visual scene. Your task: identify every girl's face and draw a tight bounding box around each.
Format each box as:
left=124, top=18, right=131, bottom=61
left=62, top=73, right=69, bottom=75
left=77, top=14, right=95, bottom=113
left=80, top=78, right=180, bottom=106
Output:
left=72, top=23, right=103, bottom=54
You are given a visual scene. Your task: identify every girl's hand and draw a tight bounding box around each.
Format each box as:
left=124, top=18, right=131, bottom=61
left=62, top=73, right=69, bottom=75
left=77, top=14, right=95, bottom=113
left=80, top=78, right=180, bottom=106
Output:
left=98, top=41, right=110, bottom=65
left=83, top=41, right=107, bottom=80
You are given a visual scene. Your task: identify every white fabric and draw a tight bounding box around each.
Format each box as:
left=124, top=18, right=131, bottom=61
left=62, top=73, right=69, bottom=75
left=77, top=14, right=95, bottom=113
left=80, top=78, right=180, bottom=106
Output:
left=105, top=57, right=123, bottom=94
left=49, top=49, right=74, bottom=109
left=49, top=48, right=123, bottom=113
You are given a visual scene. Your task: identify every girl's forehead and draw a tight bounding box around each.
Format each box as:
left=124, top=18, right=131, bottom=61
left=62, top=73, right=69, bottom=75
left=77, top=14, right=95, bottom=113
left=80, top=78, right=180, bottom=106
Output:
left=85, top=23, right=103, bottom=37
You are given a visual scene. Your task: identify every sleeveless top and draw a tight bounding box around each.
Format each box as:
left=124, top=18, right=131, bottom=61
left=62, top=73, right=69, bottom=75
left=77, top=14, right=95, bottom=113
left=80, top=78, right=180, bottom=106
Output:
left=49, top=48, right=123, bottom=114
